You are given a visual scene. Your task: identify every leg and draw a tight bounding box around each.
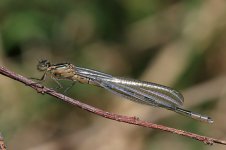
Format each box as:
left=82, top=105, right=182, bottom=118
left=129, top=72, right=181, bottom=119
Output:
left=63, top=81, right=76, bottom=93
left=29, top=73, right=47, bottom=89
left=51, top=76, right=63, bottom=89
left=30, top=72, right=47, bottom=83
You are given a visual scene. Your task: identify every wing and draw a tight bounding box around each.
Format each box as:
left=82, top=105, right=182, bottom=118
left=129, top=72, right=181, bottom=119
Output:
left=75, top=66, right=215, bottom=123
left=76, top=66, right=113, bottom=79
left=107, top=77, right=184, bottom=107
left=75, top=66, right=184, bottom=108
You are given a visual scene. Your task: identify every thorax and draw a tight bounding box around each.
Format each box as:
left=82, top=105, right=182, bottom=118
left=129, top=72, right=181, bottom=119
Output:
left=47, top=63, right=75, bottom=79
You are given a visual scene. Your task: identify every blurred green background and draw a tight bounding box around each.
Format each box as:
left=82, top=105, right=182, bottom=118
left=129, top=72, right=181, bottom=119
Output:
left=0, top=0, right=226, bottom=150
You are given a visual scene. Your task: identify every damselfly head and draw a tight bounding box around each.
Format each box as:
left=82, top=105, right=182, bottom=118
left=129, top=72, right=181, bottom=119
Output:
left=37, top=59, right=51, bottom=71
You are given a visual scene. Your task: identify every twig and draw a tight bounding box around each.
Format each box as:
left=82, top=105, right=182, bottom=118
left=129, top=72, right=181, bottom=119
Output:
left=0, top=66, right=226, bottom=146
left=0, top=133, right=7, bottom=150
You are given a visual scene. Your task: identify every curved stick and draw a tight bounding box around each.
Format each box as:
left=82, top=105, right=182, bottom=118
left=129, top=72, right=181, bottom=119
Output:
left=0, top=66, right=225, bottom=146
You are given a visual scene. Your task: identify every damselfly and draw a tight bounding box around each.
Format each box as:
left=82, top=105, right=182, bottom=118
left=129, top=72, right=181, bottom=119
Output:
left=34, top=60, right=213, bottom=123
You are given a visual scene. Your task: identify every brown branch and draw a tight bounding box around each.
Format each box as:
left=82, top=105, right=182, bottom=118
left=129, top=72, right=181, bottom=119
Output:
left=0, top=66, right=226, bottom=146
left=0, top=133, right=7, bottom=150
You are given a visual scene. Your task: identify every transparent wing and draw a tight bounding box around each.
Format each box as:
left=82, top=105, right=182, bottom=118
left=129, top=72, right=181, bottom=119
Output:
left=96, top=79, right=179, bottom=110
left=76, top=66, right=113, bottom=79
left=75, top=66, right=183, bottom=108
left=75, top=66, right=213, bottom=123
left=106, top=77, right=183, bottom=107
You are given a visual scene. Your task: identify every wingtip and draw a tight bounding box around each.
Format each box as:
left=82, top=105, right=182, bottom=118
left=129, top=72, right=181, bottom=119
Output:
left=207, top=117, right=214, bottom=124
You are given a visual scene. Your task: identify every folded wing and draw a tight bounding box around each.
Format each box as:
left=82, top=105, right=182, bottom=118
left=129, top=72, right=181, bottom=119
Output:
left=75, top=67, right=184, bottom=109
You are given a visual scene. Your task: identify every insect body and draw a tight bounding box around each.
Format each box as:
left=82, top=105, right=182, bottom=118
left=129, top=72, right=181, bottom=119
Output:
left=35, top=60, right=213, bottom=124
